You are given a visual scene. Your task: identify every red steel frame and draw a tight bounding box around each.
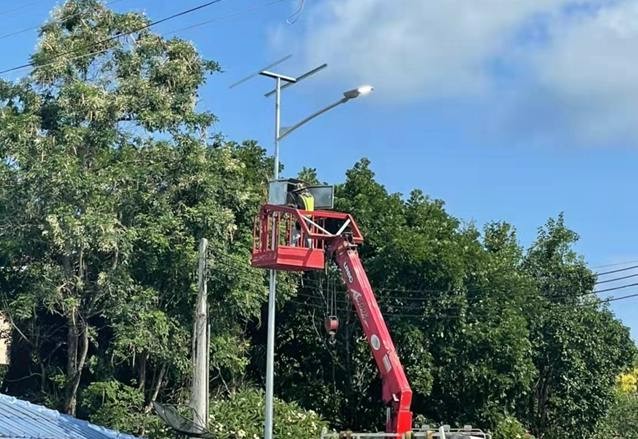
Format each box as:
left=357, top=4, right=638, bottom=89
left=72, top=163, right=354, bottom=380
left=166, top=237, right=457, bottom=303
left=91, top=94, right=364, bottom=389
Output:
left=252, top=204, right=413, bottom=437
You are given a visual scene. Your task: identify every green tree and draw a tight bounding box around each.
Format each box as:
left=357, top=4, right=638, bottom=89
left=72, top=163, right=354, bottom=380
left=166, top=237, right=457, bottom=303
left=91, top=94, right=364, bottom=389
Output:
left=523, top=216, right=636, bottom=438
left=0, top=0, right=268, bottom=421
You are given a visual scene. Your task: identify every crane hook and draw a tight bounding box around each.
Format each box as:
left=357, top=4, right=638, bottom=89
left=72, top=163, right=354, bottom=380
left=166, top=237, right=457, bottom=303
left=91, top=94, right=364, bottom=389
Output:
left=325, top=315, right=339, bottom=345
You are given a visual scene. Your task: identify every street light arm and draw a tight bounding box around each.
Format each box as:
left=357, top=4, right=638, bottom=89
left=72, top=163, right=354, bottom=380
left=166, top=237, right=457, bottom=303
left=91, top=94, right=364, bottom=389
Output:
left=277, top=97, right=349, bottom=141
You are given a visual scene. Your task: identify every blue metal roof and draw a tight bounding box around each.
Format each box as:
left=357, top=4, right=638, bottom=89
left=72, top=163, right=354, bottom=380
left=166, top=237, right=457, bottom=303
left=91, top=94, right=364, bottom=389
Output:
left=0, top=393, right=142, bottom=439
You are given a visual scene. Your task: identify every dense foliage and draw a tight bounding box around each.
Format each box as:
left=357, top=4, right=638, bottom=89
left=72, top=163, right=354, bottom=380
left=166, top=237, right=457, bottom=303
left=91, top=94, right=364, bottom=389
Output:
left=492, top=416, right=533, bottom=439
left=0, top=2, right=636, bottom=439
left=208, top=388, right=326, bottom=439
left=272, top=162, right=636, bottom=438
left=594, top=363, right=638, bottom=439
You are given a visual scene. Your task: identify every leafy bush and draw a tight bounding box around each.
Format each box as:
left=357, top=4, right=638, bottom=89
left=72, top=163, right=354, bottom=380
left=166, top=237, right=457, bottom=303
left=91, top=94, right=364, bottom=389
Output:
left=493, top=416, right=534, bottom=439
left=592, top=364, right=638, bottom=439
left=80, top=383, right=326, bottom=438
left=80, top=380, right=167, bottom=438
left=209, top=388, right=327, bottom=438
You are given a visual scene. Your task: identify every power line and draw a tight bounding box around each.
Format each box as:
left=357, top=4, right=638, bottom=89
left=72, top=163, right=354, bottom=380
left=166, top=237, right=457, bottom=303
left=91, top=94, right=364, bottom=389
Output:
left=594, top=282, right=638, bottom=294
left=11, top=45, right=113, bottom=75
left=596, top=265, right=638, bottom=276
left=131, top=249, right=638, bottom=315
left=166, top=0, right=285, bottom=36
left=0, top=0, right=287, bottom=79
left=285, top=299, right=463, bottom=320
left=209, top=256, right=638, bottom=306
left=595, top=272, right=638, bottom=285
left=598, top=291, right=638, bottom=304
left=286, top=291, right=638, bottom=321
left=0, top=0, right=227, bottom=75
left=0, top=0, right=43, bottom=18
left=302, top=276, right=450, bottom=296
left=299, top=272, right=638, bottom=307
left=0, top=0, right=128, bottom=41
left=591, top=260, right=638, bottom=269
left=6, top=250, right=636, bottom=326
left=176, top=256, right=638, bottom=317
left=303, top=276, right=551, bottom=301
left=0, top=26, right=45, bottom=41
left=0, top=0, right=281, bottom=42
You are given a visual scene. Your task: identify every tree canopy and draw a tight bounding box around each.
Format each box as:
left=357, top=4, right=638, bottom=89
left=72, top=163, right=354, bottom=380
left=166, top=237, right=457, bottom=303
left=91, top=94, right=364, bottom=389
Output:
left=0, top=2, right=636, bottom=439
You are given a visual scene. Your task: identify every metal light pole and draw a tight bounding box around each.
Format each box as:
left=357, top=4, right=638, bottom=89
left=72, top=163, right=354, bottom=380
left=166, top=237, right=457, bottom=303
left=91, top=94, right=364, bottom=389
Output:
left=259, top=70, right=296, bottom=439
left=258, top=71, right=373, bottom=439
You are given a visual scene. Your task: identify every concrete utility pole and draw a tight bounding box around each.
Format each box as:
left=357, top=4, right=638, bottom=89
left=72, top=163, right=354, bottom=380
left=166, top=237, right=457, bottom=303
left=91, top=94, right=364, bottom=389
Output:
left=0, top=314, right=9, bottom=366
left=191, top=238, right=209, bottom=430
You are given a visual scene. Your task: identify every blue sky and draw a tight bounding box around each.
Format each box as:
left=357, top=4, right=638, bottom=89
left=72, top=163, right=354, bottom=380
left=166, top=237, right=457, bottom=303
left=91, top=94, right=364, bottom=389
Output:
left=2, top=0, right=637, bottom=340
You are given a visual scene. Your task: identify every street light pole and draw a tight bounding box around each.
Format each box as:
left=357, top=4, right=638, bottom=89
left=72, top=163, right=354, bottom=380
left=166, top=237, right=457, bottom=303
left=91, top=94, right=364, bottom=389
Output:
left=260, top=71, right=296, bottom=439
left=265, top=76, right=281, bottom=439
left=258, top=71, right=373, bottom=439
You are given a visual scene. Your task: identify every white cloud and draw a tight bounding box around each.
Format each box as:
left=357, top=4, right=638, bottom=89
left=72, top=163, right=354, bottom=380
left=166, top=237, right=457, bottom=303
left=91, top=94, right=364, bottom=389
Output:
left=530, top=1, right=638, bottom=144
left=278, top=0, right=570, bottom=100
left=273, top=0, right=638, bottom=145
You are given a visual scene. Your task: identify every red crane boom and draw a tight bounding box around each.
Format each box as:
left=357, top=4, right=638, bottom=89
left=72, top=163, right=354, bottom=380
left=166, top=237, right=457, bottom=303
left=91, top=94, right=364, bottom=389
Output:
left=252, top=204, right=413, bottom=437
left=329, top=236, right=413, bottom=434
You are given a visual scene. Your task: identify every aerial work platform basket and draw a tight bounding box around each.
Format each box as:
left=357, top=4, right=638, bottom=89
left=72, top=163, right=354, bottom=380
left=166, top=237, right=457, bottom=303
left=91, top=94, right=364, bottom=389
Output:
left=251, top=204, right=363, bottom=271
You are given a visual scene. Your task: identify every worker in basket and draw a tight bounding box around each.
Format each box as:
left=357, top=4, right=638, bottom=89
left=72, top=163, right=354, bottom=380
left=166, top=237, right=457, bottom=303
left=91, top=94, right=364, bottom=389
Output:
left=290, top=183, right=314, bottom=247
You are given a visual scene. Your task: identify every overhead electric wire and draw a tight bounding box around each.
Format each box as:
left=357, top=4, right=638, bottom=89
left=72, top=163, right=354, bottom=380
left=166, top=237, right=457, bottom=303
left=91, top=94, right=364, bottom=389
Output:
left=591, top=260, right=638, bottom=269
left=0, top=0, right=43, bottom=17
left=166, top=0, right=285, bottom=36
left=0, top=0, right=128, bottom=41
left=193, top=255, right=638, bottom=318
left=0, top=0, right=227, bottom=75
left=595, top=264, right=638, bottom=276
left=298, top=271, right=638, bottom=305
left=593, top=282, right=638, bottom=294
left=0, top=26, right=46, bottom=41
left=286, top=299, right=462, bottom=320
left=598, top=291, right=638, bottom=304
left=7, top=250, right=635, bottom=327
left=0, top=0, right=288, bottom=78
left=594, top=272, right=638, bottom=285
left=11, top=45, right=114, bottom=75
left=287, top=291, right=638, bottom=322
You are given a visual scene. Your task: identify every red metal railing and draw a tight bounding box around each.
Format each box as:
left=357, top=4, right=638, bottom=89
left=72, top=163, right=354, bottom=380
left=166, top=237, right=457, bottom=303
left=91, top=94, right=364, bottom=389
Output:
left=253, top=204, right=363, bottom=253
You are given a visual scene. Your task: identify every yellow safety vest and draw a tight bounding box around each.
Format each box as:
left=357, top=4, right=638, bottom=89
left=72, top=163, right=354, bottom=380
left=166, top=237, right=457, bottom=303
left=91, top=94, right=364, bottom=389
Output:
left=298, top=192, right=314, bottom=211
